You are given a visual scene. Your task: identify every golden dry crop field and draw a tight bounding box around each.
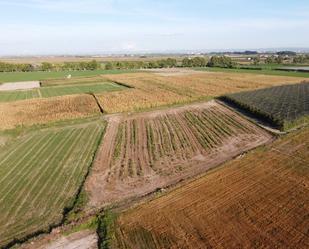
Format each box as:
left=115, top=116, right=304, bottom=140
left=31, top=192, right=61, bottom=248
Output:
left=1, top=71, right=305, bottom=130
left=111, top=126, right=309, bottom=249
left=97, top=71, right=305, bottom=113
left=0, top=94, right=100, bottom=130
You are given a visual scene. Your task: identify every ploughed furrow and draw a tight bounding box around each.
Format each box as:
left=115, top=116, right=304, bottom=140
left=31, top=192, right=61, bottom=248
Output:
left=112, top=127, right=309, bottom=249
left=88, top=101, right=273, bottom=207
left=0, top=122, right=105, bottom=248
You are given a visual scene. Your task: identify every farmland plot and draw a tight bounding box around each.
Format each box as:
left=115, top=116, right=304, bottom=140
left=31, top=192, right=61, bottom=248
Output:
left=86, top=101, right=272, bottom=208
left=0, top=81, right=126, bottom=103
left=221, top=82, right=309, bottom=130
left=0, top=122, right=105, bottom=248
left=0, top=89, right=40, bottom=102
left=0, top=94, right=100, bottom=130
left=96, top=72, right=305, bottom=113
left=110, top=126, right=309, bottom=249
left=40, top=82, right=126, bottom=98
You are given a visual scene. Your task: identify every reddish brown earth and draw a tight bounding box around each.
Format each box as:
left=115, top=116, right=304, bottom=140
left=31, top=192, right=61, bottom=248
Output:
left=112, top=126, right=309, bottom=249
left=86, top=101, right=273, bottom=209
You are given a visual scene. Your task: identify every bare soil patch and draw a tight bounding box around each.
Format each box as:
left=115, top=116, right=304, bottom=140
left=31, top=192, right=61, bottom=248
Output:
left=85, top=101, right=273, bottom=209
left=143, top=68, right=200, bottom=76
left=0, top=81, right=40, bottom=91
left=19, top=230, right=98, bottom=249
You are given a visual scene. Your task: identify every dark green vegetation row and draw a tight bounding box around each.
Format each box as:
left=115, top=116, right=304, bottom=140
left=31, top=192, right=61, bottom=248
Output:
left=220, top=82, right=309, bottom=130
left=0, top=121, right=105, bottom=248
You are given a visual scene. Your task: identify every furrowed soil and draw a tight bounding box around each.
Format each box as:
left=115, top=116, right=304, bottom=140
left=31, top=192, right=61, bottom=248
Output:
left=111, top=126, right=309, bottom=249
left=96, top=72, right=305, bottom=113
left=85, top=101, right=273, bottom=208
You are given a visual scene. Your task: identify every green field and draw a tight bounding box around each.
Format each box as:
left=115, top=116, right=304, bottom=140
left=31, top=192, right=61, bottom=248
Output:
left=0, top=82, right=127, bottom=102
left=195, top=66, right=309, bottom=78
left=0, top=69, right=137, bottom=83
left=0, top=121, right=105, bottom=248
left=0, top=89, right=40, bottom=102
left=40, top=82, right=126, bottom=98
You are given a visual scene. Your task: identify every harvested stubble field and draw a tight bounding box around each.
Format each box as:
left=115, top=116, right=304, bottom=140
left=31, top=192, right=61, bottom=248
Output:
left=86, top=101, right=272, bottom=208
left=221, top=82, right=309, bottom=130
left=0, top=121, right=105, bottom=248
left=0, top=94, right=100, bottom=130
left=96, top=71, right=305, bottom=113
left=110, top=126, right=309, bottom=249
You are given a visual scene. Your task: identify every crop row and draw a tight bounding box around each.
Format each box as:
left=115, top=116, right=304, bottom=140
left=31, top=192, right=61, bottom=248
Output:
left=0, top=122, right=105, bottom=248
left=109, top=105, right=260, bottom=182
left=111, top=127, right=309, bottom=249
left=221, top=82, right=309, bottom=130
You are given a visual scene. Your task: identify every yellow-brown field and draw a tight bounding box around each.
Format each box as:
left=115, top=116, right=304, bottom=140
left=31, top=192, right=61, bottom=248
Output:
left=111, top=127, right=309, bottom=249
left=0, top=94, right=100, bottom=130
left=97, top=72, right=304, bottom=113
left=0, top=71, right=305, bottom=130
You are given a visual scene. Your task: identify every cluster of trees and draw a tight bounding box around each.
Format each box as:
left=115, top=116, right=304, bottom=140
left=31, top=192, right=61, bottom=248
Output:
left=277, top=51, right=297, bottom=56
left=0, top=60, right=101, bottom=73
left=206, top=56, right=235, bottom=68
left=293, top=55, right=309, bottom=64
left=265, top=56, right=284, bottom=64
left=41, top=60, right=101, bottom=71
left=182, top=57, right=207, bottom=67
left=0, top=62, right=35, bottom=72
left=104, top=58, right=178, bottom=70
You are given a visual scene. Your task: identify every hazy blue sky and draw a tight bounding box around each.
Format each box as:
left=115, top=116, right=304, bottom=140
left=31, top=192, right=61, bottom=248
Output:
left=0, top=0, right=308, bottom=55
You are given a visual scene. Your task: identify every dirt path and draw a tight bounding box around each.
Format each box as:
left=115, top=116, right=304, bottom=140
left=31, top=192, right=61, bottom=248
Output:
left=0, top=81, right=40, bottom=91
left=19, top=230, right=98, bottom=249
left=85, top=101, right=273, bottom=209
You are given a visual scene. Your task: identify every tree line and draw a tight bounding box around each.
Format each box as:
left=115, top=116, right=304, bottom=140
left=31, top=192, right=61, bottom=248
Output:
left=1, top=54, right=308, bottom=73
left=0, top=60, right=101, bottom=73
left=0, top=56, right=234, bottom=73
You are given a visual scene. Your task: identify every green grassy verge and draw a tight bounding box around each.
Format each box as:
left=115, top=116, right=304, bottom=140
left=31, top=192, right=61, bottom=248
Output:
left=195, top=67, right=309, bottom=78
left=97, top=211, right=118, bottom=249
left=40, top=82, right=126, bottom=98
left=0, top=69, right=138, bottom=83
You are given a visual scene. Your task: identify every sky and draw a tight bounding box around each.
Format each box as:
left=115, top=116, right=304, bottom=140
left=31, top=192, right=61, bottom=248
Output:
left=0, top=0, right=308, bottom=56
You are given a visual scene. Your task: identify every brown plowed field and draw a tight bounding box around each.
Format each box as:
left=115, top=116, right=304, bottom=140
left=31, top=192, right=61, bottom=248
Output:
left=96, top=72, right=305, bottom=113
left=86, top=101, right=273, bottom=208
left=112, top=126, right=309, bottom=249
